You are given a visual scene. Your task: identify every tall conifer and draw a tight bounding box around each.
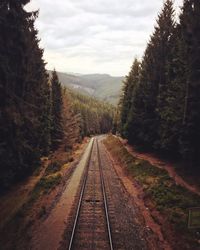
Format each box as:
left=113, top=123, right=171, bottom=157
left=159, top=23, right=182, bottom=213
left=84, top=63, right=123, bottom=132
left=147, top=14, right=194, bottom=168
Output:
left=0, top=1, right=51, bottom=188
left=51, top=70, right=63, bottom=150
left=179, top=0, right=200, bottom=168
left=120, top=58, right=140, bottom=137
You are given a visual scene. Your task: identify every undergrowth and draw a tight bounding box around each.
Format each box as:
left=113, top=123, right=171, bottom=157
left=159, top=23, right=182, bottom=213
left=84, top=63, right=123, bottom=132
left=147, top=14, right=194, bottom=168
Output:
left=30, top=173, right=62, bottom=202
left=3, top=156, right=72, bottom=227
left=104, top=135, right=200, bottom=249
left=45, top=161, right=63, bottom=176
left=0, top=149, right=77, bottom=248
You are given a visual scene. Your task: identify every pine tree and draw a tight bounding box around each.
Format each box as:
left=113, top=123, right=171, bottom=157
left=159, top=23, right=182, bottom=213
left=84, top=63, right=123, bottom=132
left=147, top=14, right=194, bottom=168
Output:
left=124, top=0, right=176, bottom=149
left=121, top=59, right=141, bottom=141
left=112, top=105, right=120, bottom=135
left=0, top=0, right=38, bottom=188
left=179, top=0, right=200, bottom=168
left=155, top=0, right=176, bottom=147
left=62, top=89, right=81, bottom=150
left=131, top=40, right=160, bottom=148
left=157, top=24, right=186, bottom=155
left=24, top=11, right=52, bottom=156
left=51, top=70, right=63, bottom=150
left=120, top=58, right=140, bottom=137
left=0, top=1, right=51, bottom=188
left=38, top=79, right=52, bottom=155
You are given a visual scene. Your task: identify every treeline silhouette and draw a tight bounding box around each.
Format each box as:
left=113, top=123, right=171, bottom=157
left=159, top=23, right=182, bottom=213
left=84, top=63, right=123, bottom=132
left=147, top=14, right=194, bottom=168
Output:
left=119, top=0, right=200, bottom=172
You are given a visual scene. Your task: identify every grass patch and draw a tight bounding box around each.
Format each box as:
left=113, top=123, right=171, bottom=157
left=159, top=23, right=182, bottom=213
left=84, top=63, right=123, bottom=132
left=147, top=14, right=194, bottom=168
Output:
left=30, top=173, right=62, bottom=202
left=2, top=159, right=66, bottom=226
left=45, top=153, right=74, bottom=176
left=104, top=135, right=200, bottom=249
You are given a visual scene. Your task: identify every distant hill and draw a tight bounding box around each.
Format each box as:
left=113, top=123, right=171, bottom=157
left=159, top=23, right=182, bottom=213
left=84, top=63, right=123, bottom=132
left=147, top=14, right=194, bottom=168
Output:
left=48, top=71, right=124, bottom=105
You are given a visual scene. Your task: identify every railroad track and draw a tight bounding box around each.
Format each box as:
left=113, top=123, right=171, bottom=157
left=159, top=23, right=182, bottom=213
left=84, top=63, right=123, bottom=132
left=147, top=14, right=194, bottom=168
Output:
left=68, top=137, right=113, bottom=250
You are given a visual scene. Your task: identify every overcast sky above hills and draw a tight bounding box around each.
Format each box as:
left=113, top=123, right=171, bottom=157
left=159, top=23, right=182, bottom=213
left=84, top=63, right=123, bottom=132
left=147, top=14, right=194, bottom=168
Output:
left=26, top=0, right=183, bottom=76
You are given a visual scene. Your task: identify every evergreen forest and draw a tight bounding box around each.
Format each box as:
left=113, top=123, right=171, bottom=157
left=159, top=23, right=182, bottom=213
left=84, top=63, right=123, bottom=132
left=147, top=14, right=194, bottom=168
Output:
left=0, top=1, right=114, bottom=190
left=119, top=0, right=200, bottom=173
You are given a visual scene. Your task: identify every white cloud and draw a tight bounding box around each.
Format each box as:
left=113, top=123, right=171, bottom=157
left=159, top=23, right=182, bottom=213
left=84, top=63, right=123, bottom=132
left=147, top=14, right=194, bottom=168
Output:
left=26, top=0, right=183, bottom=76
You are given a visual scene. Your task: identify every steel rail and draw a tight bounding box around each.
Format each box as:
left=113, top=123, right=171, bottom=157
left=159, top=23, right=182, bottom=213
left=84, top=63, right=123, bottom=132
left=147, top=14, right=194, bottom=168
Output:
left=96, top=138, right=114, bottom=250
left=68, top=138, right=94, bottom=250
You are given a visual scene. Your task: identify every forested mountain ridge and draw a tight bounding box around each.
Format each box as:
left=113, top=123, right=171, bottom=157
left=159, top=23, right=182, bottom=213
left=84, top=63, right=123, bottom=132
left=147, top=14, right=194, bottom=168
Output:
left=48, top=70, right=124, bottom=105
left=67, top=88, right=115, bottom=137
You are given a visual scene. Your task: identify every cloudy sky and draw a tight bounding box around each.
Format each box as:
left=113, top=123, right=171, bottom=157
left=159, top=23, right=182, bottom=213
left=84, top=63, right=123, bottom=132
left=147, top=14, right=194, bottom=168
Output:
left=26, top=0, right=183, bottom=76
